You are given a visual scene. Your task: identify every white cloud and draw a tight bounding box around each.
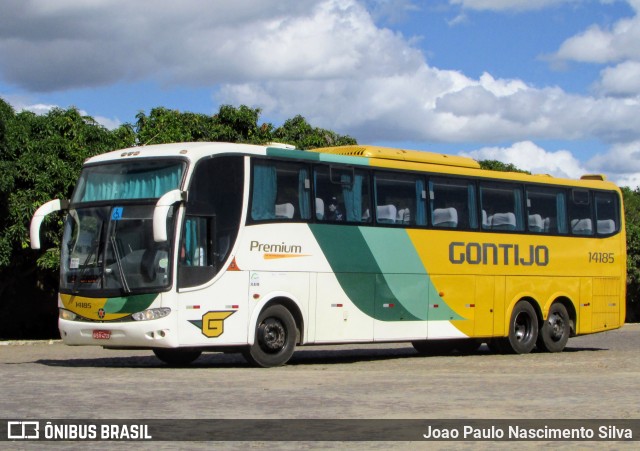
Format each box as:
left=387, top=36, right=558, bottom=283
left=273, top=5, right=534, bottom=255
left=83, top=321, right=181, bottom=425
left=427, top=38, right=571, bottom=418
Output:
left=3, top=0, right=640, bottom=185
left=449, top=0, right=578, bottom=12
left=597, top=61, right=640, bottom=97
left=93, top=116, right=122, bottom=130
left=460, top=141, right=589, bottom=180
left=553, top=18, right=640, bottom=64
left=549, top=1, right=640, bottom=98
left=0, top=0, right=424, bottom=91
left=587, top=140, right=640, bottom=187
left=460, top=140, right=640, bottom=188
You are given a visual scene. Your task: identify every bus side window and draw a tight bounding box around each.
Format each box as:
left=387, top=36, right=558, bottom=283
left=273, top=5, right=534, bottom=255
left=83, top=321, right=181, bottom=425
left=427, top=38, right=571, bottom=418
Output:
left=479, top=183, right=524, bottom=232
left=569, top=189, right=593, bottom=235
left=526, top=187, right=567, bottom=234
left=374, top=172, right=427, bottom=226
left=429, top=178, right=477, bottom=229
left=595, top=192, right=619, bottom=235
left=251, top=160, right=312, bottom=221
left=314, top=166, right=370, bottom=223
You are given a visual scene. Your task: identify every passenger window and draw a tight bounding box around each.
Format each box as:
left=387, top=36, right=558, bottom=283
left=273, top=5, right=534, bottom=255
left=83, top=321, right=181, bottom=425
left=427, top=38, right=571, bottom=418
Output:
left=315, top=166, right=370, bottom=223
left=429, top=178, right=477, bottom=229
left=480, top=183, right=524, bottom=231
left=374, top=172, right=427, bottom=226
left=250, top=160, right=312, bottom=221
left=595, top=192, right=619, bottom=235
left=526, top=187, right=567, bottom=234
left=569, top=189, right=593, bottom=235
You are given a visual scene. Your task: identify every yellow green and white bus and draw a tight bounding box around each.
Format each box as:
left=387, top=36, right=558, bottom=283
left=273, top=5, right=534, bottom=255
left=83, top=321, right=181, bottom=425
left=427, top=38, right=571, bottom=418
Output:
left=30, top=142, right=626, bottom=366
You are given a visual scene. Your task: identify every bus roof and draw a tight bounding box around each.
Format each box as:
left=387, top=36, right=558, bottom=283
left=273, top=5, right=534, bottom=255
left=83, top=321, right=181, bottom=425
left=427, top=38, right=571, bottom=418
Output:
left=82, top=142, right=619, bottom=192
left=83, top=142, right=268, bottom=165
left=309, top=145, right=481, bottom=169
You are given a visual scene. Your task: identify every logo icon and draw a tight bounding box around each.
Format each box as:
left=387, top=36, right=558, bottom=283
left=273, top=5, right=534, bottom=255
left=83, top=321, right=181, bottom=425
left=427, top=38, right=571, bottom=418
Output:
left=7, top=421, right=40, bottom=439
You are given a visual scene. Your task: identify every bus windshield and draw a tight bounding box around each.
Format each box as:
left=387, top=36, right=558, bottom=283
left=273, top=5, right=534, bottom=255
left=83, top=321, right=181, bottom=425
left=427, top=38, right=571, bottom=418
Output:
left=60, top=204, right=175, bottom=296
left=71, top=160, right=185, bottom=204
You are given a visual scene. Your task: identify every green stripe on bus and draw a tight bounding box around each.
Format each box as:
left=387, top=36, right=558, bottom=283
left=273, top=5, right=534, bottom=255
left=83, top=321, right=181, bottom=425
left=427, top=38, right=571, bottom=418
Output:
left=104, top=293, right=158, bottom=313
left=309, top=225, right=463, bottom=322
left=266, top=148, right=370, bottom=166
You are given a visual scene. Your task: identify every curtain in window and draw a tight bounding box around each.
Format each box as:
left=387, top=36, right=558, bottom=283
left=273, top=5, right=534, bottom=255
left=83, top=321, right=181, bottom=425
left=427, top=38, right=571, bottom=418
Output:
left=81, top=165, right=183, bottom=202
left=298, top=169, right=311, bottom=219
left=415, top=179, right=427, bottom=226
left=342, top=173, right=363, bottom=222
left=467, top=184, right=478, bottom=228
left=183, top=217, right=197, bottom=266
left=556, top=192, right=567, bottom=233
left=251, top=163, right=277, bottom=220
left=514, top=189, right=524, bottom=231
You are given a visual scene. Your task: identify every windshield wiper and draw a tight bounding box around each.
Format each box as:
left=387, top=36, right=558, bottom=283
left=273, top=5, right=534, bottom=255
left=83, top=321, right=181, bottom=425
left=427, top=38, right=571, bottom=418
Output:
left=110, top=236, right=131, bottom=294
left=72, top=222, right=104, bottom=294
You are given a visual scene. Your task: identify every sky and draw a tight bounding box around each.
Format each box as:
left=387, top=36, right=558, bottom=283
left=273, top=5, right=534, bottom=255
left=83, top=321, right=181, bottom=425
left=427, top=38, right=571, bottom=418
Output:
left=2, top=0, right=640, bottom=187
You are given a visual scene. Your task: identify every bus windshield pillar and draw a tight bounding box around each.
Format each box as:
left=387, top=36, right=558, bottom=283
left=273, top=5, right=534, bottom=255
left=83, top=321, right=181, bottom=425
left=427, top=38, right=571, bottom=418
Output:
left=153, top=189, right=187, bottom=242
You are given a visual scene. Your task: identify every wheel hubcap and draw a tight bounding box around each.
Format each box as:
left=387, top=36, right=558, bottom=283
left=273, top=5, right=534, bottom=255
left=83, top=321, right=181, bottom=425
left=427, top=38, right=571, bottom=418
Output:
left=514, top=313, right=531, bottom=342
left=258, top=318, right=286, bottom=353
left=547, top=313, right=565, bottom=341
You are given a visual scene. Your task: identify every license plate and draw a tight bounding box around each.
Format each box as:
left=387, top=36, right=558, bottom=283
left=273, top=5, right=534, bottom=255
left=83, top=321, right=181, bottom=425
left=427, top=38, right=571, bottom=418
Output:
left=92, top=330, right=111, bottom=340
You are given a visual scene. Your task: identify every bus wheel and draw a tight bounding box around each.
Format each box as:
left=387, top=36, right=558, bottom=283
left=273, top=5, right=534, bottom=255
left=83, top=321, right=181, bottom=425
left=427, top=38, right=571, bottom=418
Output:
left=153, top=348, right=202, bottom=366
left=537, top=303, right=570, bottom=353
left=500, top=302, right=539, bottom=354
left=243, top=305, right=296, bottom=367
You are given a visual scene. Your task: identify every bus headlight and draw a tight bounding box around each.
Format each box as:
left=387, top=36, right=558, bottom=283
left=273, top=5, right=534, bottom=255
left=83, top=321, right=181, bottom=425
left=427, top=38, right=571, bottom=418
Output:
left=59, top=309, right=78, bottom=321
left=132, top=308, right=171, bottom=321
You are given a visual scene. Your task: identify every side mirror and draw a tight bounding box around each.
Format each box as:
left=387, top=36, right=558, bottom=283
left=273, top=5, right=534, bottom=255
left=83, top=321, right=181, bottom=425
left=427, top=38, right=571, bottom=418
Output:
left=30, top=199, right=70, bottom=249
left=153, top=190, right=187, bottom=242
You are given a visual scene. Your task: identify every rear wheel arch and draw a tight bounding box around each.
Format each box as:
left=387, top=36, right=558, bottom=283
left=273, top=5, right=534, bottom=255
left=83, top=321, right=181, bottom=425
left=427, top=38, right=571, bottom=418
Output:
left=248, top=295, right=304, bottom=345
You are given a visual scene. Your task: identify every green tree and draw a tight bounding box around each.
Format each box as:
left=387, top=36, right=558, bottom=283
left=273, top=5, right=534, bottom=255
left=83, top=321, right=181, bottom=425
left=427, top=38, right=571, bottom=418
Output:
left=0, top=104, right=133, bottom=338
left=622, top=187, right=640, bottom=321
left=273, top=115, right=356, bottom=149
left=134, top=106, right=356, bottom=150
left=134, top=105, right=273, bottom=145
left=479, top=159, right=530, bottom=174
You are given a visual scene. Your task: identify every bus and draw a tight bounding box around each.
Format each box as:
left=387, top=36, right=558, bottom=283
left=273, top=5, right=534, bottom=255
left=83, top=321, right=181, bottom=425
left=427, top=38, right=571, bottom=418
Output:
left=30, top=142, right=626, bottom=367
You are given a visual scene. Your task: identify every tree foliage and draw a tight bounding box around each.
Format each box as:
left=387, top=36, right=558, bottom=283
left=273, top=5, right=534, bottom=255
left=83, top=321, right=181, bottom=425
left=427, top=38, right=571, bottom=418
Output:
left=622, top=187, right=640, bottom=321
left=273, top=115, right=356, bottom=149
left=0, top=100, right=135, bottom=337
left=133, top=106, right=355, bottom=149
left=479, top=159, right=530, bottom=174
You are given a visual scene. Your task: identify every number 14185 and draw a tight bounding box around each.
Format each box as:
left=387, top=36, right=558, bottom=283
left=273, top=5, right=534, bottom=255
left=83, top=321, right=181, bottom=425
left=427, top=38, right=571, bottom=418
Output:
left=588, top=252, right=614, bottom=263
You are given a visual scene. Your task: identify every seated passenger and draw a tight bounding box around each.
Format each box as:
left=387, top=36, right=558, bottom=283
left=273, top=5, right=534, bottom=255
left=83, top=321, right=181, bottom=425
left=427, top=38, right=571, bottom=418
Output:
left=326, top=197, right=344, bottom=221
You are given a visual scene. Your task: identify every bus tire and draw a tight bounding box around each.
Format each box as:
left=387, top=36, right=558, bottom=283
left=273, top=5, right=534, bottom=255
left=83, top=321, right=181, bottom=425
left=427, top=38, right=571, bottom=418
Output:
left=500, top=301, right=539, bottom=354
left=153, top=348, right=202, bottom=366
left=243, top=304, right=296, bottom=367
left=537, top=303, right=570, bottom=353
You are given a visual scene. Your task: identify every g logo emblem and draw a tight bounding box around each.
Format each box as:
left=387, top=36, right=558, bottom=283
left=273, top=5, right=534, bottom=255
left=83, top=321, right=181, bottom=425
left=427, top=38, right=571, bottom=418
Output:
left=202, top=311, right=235, bottom=337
